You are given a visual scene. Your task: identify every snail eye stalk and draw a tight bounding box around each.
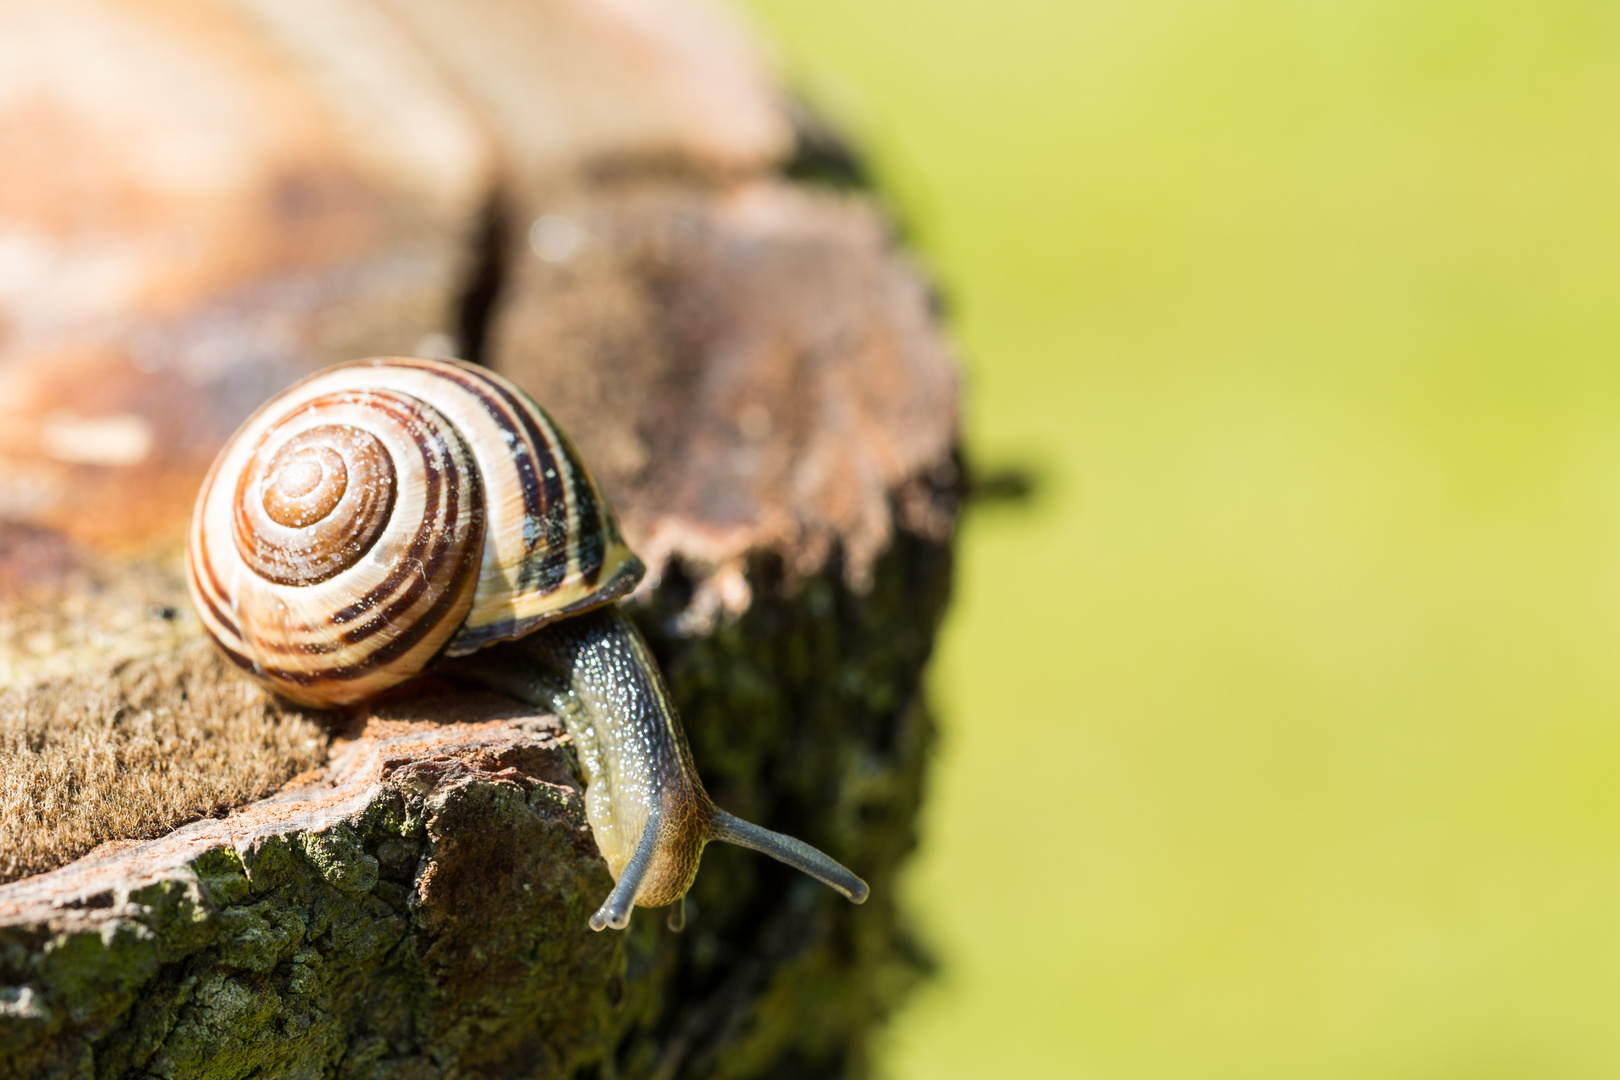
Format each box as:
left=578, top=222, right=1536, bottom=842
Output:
left=706, top=811, right=869, bottom=904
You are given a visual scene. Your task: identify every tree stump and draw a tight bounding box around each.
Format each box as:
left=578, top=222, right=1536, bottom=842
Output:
left=0, top=2, right=958, bottom=1078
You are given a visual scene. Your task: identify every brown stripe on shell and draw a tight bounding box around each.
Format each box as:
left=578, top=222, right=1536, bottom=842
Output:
left=244, top=395, right=450, bottom=655
left=188, top=564, right=253, bottom=672
left=256, top=547, right=482, bottom=687
left=189, top=520, right=243, bottom=647
left=251, top=467, right=459, bottom=660
left=556, top=429, right=606, bottom=588
left=202, top=627, right=258, bottom=676
left=506, top=388, right=571, bottom=593
left=254, top=393, right=481, bottom=669
left=326, top=430, right=476, bottom=654
left=231, top=419, right=398, bottom=587
left=375, top=357, right=632, bottom=604
left=190, top=567, right=242, bottom=651
left=387, top=358, right=554, bottom=533
left=391, top=358, right=572, bottom=593
left=327, top=396, right=454, bottom=630
left=216, top=387, right=483, bottom=704
left=186, top=507, right=261, bottom=677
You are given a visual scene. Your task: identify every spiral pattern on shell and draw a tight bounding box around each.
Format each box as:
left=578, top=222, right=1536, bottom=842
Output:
left=187, top=357, right=644, bottom=707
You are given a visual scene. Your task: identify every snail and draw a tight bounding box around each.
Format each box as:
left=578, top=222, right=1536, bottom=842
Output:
left=186, top=356, right=867, bottom=931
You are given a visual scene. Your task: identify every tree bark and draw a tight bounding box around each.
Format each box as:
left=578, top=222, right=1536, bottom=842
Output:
left=0, top=2, right=958, bottom=1078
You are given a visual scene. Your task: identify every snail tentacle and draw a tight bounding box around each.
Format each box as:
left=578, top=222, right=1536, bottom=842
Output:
left=590, top=804, right=663, bottom=931
left=705, top=811, right=870, bottom=904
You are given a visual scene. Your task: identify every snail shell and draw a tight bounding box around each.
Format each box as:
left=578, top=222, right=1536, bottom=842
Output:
left=186, top=356, right=642, bottom=706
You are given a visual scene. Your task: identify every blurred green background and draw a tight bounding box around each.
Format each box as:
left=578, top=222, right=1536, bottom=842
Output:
left=734, top=1, right=1620, bottom=1077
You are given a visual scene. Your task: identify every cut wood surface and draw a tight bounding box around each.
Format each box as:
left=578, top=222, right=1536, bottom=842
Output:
left=0, top=2, right=959, bottom=1078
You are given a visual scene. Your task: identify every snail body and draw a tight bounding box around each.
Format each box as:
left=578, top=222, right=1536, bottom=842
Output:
left=186, top=357, right=866, bottom=930
left=459, top=607, right=866, bottom=930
